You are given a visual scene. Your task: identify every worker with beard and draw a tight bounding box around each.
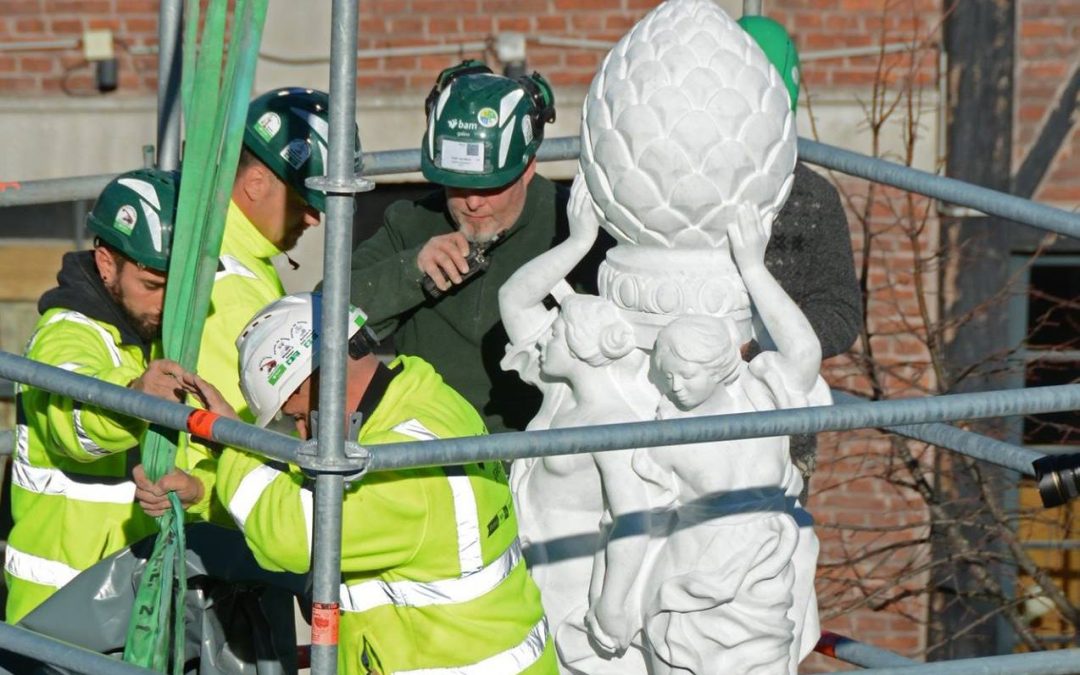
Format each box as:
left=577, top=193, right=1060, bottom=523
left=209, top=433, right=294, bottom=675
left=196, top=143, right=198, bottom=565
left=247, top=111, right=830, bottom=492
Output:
left=4, top=169, right=208, bottom=623
left=347, top=61, right=612, bottom=433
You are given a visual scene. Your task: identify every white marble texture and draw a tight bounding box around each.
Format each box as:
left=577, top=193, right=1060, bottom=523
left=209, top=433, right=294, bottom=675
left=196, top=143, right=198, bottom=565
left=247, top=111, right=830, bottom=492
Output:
left=499, top=1, right=823, bottom=672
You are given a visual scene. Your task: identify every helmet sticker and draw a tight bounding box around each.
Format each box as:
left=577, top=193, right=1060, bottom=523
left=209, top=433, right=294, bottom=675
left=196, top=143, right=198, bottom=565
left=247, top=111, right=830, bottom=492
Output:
left=254, top=112, right=282, bottom=142
left=521, top=115, right=533, bottom=146
left=498, top=116, right=515, bottom=168
left=117, top=178, right=161, bottom=209
left=447, top=118, right=479, bottom=132
left=280, top=139, right=312, bottom=169
left=291, top=106, right=329, bottom=143
left=439, top=138, right=485, bottom=173
left=265, top=322, right=314, bottom=384
left=498, top=89, right=525, bottom=126
left=477, top=107, right=498, bottom=128
left=113, top=205, right=138, bottom=235
left=140, top=199, right=163, bottom=252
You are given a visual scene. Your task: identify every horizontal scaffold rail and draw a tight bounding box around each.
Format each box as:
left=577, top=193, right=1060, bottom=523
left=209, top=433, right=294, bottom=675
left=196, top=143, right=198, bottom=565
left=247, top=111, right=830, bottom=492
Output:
left=814, top=631, right=920, bottom=668
left=832, top=391, right=1043, bottom=473
left=1, top=350, right=1075, bottom=477
left=856, top=647, right=1080, bottom=675
left=3, top=136, right=1078, bottom=241
left=0, top=621, right=157, bottom=675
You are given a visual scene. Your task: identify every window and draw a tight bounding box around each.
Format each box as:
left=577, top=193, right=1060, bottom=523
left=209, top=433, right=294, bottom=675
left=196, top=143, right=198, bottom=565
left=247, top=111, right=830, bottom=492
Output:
left=1011, top=254, right=1080, bottom=648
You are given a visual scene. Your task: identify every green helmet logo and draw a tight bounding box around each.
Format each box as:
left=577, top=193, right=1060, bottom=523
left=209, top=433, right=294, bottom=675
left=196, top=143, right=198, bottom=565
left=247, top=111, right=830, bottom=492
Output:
left=242, top=87, right=361, bottom=212
left=739, top=16, right=801, bottom=111
left=87, top=168, right=179, bottom=272
left=421, top=60, right=555, bottom=189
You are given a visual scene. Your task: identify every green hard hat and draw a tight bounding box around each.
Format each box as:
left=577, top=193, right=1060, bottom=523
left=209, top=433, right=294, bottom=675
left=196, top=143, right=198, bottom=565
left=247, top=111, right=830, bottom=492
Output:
left=243, top=87, right=361, bottom=212
left=421, top=60, right=556, bottom=189
left=739, top=15, right=801, bottom=111
left=86, top=168, right=179, bottom=272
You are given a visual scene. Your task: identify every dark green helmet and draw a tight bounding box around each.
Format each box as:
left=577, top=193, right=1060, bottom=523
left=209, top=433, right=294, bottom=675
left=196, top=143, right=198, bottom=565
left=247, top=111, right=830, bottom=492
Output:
left=87, top=168, right=179, bottom=272
left=421, top=60, right=555, bottom=189
left=739, top=16, right=801, bottom=111
left=243, top=87, right=361, bottom=212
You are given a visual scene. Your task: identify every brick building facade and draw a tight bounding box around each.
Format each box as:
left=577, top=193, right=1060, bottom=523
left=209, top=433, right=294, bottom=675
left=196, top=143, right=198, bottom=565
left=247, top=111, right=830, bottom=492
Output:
left=1, top=0, right=1077, bottom=669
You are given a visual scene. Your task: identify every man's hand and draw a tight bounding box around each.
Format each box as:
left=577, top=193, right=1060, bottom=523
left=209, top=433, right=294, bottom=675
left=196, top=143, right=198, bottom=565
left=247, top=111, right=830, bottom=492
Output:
left=129, top=359, right=189, bottom=402
left=179, top=371, right=239, bottom=421
left=133, top=465, right=204, bottom=517
left=417, top=231, right=471, bottom=292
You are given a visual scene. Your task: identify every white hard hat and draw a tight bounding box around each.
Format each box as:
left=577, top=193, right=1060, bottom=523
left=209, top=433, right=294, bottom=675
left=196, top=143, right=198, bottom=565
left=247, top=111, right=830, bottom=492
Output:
left=236, top=292, right=369, bottom=427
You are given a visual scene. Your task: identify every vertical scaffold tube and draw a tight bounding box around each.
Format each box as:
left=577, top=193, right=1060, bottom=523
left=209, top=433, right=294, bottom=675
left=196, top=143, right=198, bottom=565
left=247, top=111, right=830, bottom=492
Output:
left=310, top=0, right=360, bottom=672
left=155, top=0, right=183, bottom=170
left=742, top=0, right=763, bottom=16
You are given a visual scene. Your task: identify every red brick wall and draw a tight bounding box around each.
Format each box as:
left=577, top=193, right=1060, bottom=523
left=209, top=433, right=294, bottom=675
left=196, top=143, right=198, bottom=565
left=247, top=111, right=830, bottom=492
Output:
left=0, top=0, right=944, bottom=95
left=771, top=0, right=940, bottom=90
left=1014, top=0, right=1080, bottom=205
left=0, top=0, right=160, bottom=94
left=803, top=180, right=940, bottom=671
left=3, top=0, right=1077, bottom=670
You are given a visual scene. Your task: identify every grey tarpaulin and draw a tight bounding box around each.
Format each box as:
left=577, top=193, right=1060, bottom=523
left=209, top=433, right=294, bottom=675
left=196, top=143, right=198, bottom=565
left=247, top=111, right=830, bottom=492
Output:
left=2, top=523, right=306, bottom=675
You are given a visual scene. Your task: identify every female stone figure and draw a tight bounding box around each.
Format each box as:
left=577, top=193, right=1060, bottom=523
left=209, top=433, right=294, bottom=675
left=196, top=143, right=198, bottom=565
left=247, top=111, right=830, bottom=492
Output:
left=500, top=176, right=658, bottom=673
left=588, top=204, right=824, bottom=675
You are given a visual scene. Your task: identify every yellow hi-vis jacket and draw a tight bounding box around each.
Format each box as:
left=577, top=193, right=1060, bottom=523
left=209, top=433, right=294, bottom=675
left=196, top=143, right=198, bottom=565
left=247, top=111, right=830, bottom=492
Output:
left=185, top=201, right=286, bottom=528
left=6, top=303, right=214, bottom=623
left=197, top=201, right=285, bottom=420
left=216, top=356, right=557, bottom=674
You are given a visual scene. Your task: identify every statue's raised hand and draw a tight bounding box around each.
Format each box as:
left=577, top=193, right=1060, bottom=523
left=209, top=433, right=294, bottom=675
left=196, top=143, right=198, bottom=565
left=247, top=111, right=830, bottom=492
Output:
left=567, top=173, right=602, bottom=244
left=728, top=203, right=770, bottom=272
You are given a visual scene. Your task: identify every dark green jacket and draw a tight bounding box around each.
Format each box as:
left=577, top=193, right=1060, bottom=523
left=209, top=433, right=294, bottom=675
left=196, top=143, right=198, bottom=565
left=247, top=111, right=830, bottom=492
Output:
left=348, top=176, right=611, bottom=433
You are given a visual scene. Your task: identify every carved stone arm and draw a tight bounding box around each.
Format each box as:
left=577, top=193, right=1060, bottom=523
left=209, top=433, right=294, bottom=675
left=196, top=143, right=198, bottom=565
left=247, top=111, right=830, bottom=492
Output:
left=499, top=174, right=602, bottom=343
left=729, top=204, right=822, bottom=394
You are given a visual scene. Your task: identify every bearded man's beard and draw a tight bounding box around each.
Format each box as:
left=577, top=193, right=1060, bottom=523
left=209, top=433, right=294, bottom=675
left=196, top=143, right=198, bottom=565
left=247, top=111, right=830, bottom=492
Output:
left=103, top=277, right=162, bottom=342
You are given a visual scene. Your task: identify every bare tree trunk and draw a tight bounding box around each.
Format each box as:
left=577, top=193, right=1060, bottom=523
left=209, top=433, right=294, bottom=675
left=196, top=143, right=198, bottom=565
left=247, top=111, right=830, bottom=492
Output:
left=934, top=0, right=1018, bottom=660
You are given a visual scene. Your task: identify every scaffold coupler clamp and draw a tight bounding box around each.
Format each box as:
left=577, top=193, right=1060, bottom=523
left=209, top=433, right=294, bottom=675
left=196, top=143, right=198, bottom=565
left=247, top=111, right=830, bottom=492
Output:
left=1034, top=452, right=1080, bottom=508
left=298, top=410, right=371, bottom=486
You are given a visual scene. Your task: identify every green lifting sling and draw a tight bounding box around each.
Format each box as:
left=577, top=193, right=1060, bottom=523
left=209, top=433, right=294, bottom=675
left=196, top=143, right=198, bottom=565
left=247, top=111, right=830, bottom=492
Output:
left=123, top=0, right=268, bottom=671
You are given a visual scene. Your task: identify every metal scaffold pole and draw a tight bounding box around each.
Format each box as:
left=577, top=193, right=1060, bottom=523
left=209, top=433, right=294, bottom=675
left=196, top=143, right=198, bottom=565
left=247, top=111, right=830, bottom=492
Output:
left=306, top=0, right=374, bottom=672
left=155, top=0, right=183, bottom=170
left=2, top=350, right=1076, bottom=480
left=0, top=623, right=158, bottom=675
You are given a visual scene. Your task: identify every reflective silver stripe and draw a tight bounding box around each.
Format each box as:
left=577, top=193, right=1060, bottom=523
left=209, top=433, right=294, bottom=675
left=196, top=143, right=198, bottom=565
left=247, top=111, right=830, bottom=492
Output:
left=339, top=538, right=522, bottom=614
left=392, top=418, right=439, bottom=441
left=447, top=471, right=483, bottom=573
left=228, top=463, right=284, bottom=529
left=11, top=459, right=136, bottom=504
left=388, top=417, right=484, bottom=581
left=36, top=311, right=123, bottom=367
left=300, top=485, right=314, bottom=559
left=52, top=362, right=110, bottom=457
left=396, top=618, right=549, bottom=675
left=216, top=255, right=258, bottom=282
left=13, top=424, right=29, bottom=463
left=72, top=405, right=110, bottom=457
left=5, top=544, right=82, bottom=589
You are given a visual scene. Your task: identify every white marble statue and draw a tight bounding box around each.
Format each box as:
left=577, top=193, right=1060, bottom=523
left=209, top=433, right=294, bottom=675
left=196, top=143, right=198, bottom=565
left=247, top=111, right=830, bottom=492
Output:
left=499, top=0, right=825, bottom=673
left=501, top=177, right=659, bottom=673
left=613, top=205, right=827, bottom=675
